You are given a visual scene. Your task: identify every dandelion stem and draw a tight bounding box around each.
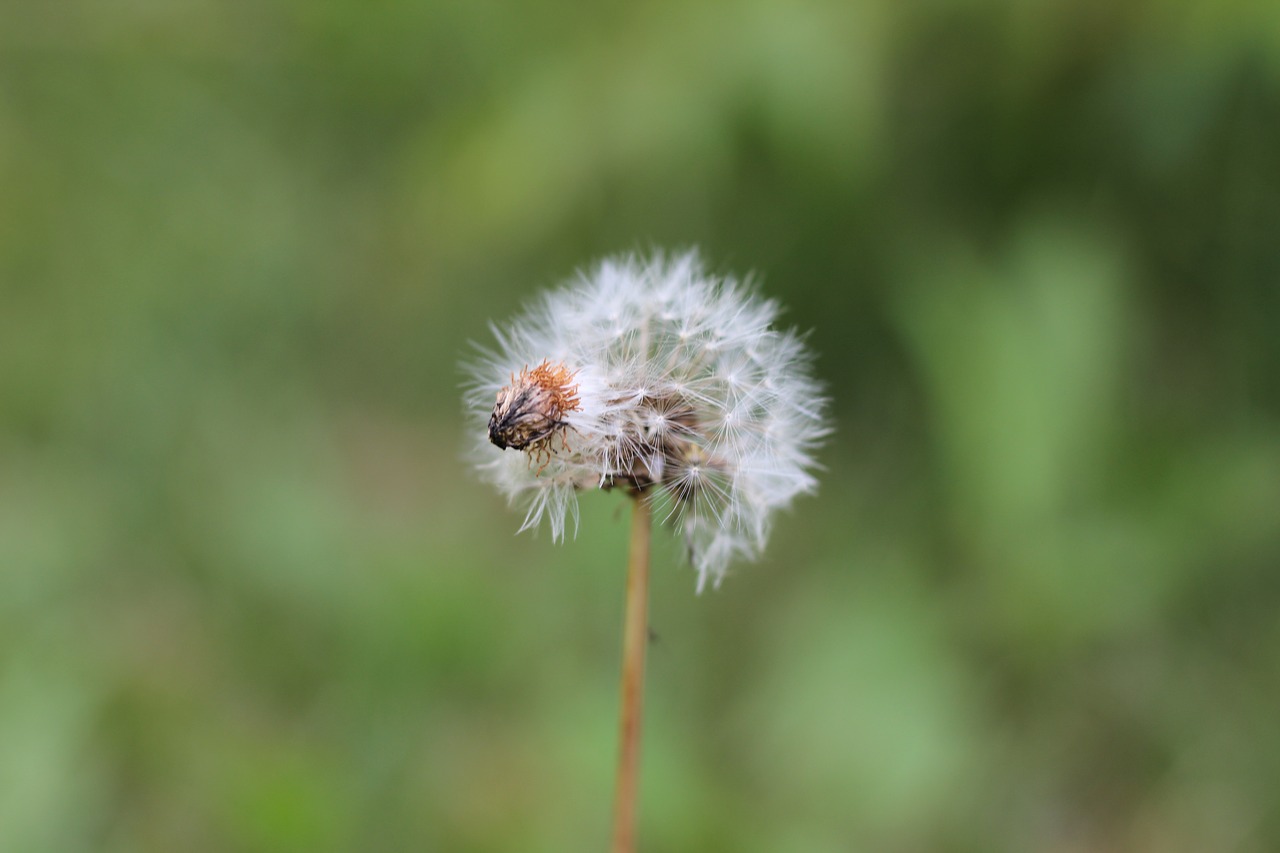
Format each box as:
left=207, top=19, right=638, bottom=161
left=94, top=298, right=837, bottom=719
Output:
left=612, top=493, right=651, bottom=853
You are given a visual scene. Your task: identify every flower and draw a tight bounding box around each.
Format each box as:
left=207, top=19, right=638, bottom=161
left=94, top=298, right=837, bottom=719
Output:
left=463, top=250, right=828, bottom=590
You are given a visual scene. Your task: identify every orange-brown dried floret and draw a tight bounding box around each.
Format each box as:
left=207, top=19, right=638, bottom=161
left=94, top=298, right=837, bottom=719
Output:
left=487, top=359, right=581, bottom=462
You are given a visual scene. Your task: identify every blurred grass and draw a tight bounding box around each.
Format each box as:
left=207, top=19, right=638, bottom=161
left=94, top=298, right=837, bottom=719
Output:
left=2, top=0, right=1279, bottom=850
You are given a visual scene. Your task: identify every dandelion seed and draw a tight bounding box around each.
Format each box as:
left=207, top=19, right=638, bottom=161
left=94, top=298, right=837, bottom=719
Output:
left=463, top=249, right=829, bottom=590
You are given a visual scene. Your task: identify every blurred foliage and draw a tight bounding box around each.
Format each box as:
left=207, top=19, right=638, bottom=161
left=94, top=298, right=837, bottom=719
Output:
left=2, top=0, right=1279, bottom=850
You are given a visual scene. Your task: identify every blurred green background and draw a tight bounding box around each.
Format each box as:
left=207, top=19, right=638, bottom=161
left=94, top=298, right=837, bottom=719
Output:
left=3, top=0, right=1279, bottom=850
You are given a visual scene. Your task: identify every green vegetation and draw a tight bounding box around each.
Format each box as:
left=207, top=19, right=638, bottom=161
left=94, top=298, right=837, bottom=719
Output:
left=2, top=1, right=1278, bottom=849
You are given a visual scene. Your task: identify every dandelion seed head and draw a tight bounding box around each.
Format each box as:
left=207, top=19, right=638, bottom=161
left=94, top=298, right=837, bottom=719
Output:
left=463, top=250, right=829, bottom=589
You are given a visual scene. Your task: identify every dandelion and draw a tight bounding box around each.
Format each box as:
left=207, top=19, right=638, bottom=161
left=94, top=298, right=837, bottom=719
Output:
left=462, top=250, right=828, bottom=852
left=464, top=250, right=828, bottom=590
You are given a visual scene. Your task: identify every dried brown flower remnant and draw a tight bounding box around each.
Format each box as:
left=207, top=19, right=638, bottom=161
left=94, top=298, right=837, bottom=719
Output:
left=488, top=360, right=580, bottom=453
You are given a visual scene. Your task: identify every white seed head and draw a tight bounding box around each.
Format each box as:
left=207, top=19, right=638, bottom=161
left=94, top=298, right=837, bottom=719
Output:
left=463, top=250, right=829, bottom=590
